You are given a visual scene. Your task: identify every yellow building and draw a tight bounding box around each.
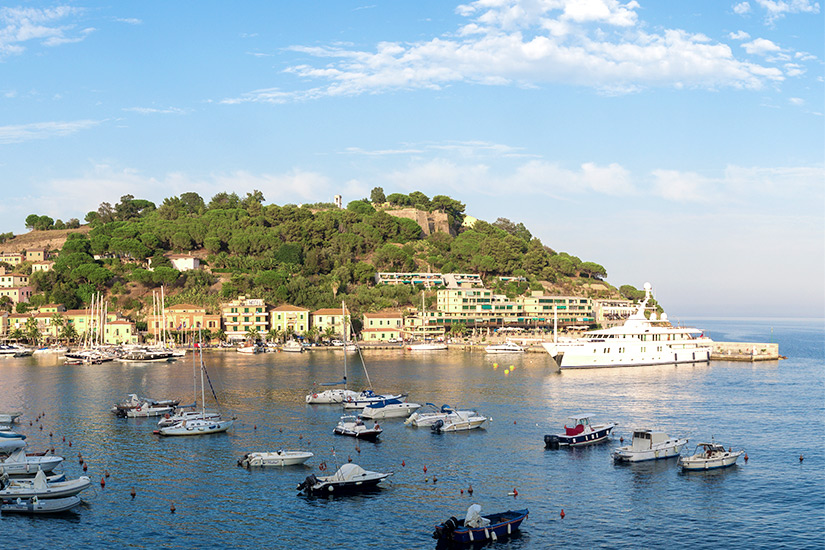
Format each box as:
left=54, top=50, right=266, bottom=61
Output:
left=361, top=311, right=404, bottom=342
left=26, top=248, right=48, bottom=263
left=310, top=307, right=350, bottom=339
left=221, top=297, right=268, bottom=341
left=31, top=261, right=54, bottom=273
left=0, top=286, right=33, bottom=304
left=0, top=273, right=29, bottom=288
left=521, top=293, right=594, bottom=325
left=147, top=304, right=220, bottom=333
left=270, top=304, right=310, bottom=335
left=0, top=252, right=25, bottom=266
left=103, top=320, right=136, bottom=345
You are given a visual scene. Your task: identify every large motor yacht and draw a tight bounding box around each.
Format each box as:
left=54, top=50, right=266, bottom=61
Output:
left=542, top=283, right=712, bottom=369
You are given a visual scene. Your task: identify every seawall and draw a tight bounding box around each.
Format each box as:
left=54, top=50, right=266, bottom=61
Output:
left=711, top=341, right=780, bottom=361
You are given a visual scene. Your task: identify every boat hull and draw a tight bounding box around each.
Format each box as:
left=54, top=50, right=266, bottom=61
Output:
left=544, top=342, right=711, bottom=369
left=157, top=419, right=233, bottom=436
left=0, top=495, right=82, bottom=514
left=0, top=476, right=91, bottom=500
left=333, top=427, right=382, bottom=440
left=434, top=509, right=529, bottom=544
left=240, top=451, right=314, bottom=467
left=612, top=439, right=688, bottom=462
left=360, top=403, right=420, bottom=419
left=546, top=424, right=616, bottom=447
left=0, top=455, right=63, bottom=475
left=679, top=451, right=743, bottom=471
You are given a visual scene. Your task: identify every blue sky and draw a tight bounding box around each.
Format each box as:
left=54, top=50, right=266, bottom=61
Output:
left=1, top=1, right=822, bottom=318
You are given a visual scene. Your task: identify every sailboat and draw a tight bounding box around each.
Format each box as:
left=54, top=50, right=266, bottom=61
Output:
left=157, top=333, right=221, bottom=429
left=156, top=332, right=233, bottom=436
left=305, top=302, right=405, bottom=406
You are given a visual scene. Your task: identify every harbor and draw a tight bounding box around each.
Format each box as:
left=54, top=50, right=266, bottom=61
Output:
left=0, top=317, right=820, bottom=548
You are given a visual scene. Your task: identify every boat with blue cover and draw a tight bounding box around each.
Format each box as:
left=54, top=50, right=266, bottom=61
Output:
left=433, top=505, right=529, bottom=544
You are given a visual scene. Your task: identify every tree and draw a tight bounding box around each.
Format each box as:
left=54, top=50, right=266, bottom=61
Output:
left=386, top=193, right=412, bottom=207
left=347, top=200, right=375, bottom=215
left=25, top=214, right=39, bottom=230
left=60, top=323, right=78, bottom=343
left=24, top=317, right=40, bottom=344
left=245, top=326, right=260, bottom=342
left=50, top=313, right=66, bottom=340
left=579, top=261, right=607, bottom=280
left=370, top=187, right=386, bottom=204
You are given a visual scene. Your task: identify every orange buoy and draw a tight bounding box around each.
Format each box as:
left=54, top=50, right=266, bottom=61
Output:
left=82, top=463, right=88, bottom=472
left=744, top=453, right=749, bottom=462
left=513, top=488, right=518, bottom=496
left=130, top=487, right=136, bottom=499
left=433, top=476, right=437, bottom=483
left=401, top=460, right=405, bottom=467
left=253, top=425, right=257, bottom=430
left=347, top=455, right=352, bottom=463
left=68, top=441, right=72, bottom=447
left=423, top=465, right=427, bottom=473
left=100, top=477, right=106, bottom=488
left=62, top=436, right=65, bottom=442
left=105, top=470, right=110, bottom=478
left=799, top=455, right=804, bottom=462
left=79, top=458, right=84, bottom=465
left=560, top=509, right=565, bottom=519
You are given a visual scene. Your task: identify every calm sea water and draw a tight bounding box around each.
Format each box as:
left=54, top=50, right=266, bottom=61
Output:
left=1, top=318, right=822, bottom=549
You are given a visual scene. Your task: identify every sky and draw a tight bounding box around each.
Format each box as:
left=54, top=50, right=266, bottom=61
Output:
left=0, top=1, right=822, bottom=318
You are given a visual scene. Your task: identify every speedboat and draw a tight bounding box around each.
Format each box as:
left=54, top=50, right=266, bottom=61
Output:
left=111, top=394, right=180, bottom=416
left=342, top=390, right=408, bottom=410
left=0, top=431, right=26, bottom=453
left=431, top=411, right=488, bottom=433
left=359, top=399, right=420, bottom=420
left=679, top=441, right=744, bottom=471
left=434, top=505, right=529, bottom=544
left=0, top=470, right=91, bottom=500
left=116, top=346, right=174, bottom=362
left=296, top=463, right=391, bottom=495
left=237, top=343, right=262, bottom=354
left=543, top=416, right=617, bottom=448
left=0, top=447, right=63, bottom=475
left=0, top=495, right=82, bottom=514
left=542, top=282, right=712, bottom=369
left=156, top=417, right=233, bottom=436
left=282, top=340, right=304, bottom=353
left=485, top=341, right=525, bottom=354
left=239, top=450, right=314, bottom=467
left=33, top=346, right=68, bottom=355
left=612, top=429, right=688, bottom=462
left=123, top=402, right=176, bottom=418
left=333, top=415, right=383, bottom=440
left=405, top=404, right=479, bottom=427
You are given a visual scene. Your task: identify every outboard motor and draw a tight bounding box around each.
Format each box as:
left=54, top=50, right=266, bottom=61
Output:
left=431, top=419, right=444, bottom=433
left=544, top=435, right=561, bottom=449
left=433, top=516, right=459, bottom=540
left=296, top=474, right=318, bottom=493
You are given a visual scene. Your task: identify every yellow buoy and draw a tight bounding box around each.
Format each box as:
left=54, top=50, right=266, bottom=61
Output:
left=504, top=369, right=509, bottom=375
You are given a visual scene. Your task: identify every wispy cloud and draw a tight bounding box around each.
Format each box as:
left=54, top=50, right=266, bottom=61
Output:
left=0, top=120, right=101, bottom=144
left=123, top=106, right=190, bottom=115
left=754, top=0, right=820, bottom=24
left=0, top=6, right=87, bottom=57
left=115, top=17, right=142, bottom=25
left=223, top=0, right=803, bottom=104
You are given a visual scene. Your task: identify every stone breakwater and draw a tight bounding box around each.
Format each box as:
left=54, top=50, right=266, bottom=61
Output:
left=711, top=341, right=780, bottom=361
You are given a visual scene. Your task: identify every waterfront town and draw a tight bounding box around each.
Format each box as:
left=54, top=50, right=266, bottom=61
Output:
left=0, top=247, right=635, bottom=346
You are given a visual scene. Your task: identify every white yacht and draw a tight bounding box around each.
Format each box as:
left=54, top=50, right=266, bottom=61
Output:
left=542, top=283, right=712, bottom=369
left=282, top=340, right=304, bottom=353
left=611, top=429, right=688, bottom=462
left=679, top=441, right=744, bottom=471
left=484, top=341, right=525, bottom=354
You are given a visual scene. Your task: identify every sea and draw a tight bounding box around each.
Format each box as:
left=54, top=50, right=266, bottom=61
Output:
left=0, top=317, right=822, bottom=549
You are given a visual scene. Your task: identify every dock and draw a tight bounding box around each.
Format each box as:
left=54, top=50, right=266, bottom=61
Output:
left=711, top=342, right=781, bottom=361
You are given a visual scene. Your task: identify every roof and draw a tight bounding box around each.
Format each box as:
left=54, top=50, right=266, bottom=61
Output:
left=271, top=304, right=309, bottom=312
left=363, top=311, right=404, bottom=318
left=312, top=308, right=349, bottom=316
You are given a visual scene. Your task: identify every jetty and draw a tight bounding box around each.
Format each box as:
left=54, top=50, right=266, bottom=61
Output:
left=711, top=342, right=780, bottom=361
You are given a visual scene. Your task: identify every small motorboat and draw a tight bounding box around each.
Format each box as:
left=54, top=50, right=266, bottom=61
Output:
left=282, top=340, right=304, bottom=353
left=156, top=417, right=233, bottom=436
left=342, top=390, right=408, bottom=410
left=0, top=447, right=63, bottom=475
left=544, top=415, right=617, bottom=448
left=430, top=411, right=488, bottom=433
left=0, top=495, right=82, bottom=514
left=236, top=343, right=263, bottom=354
left=333, top=415, right=383, bottom=440
left=484, top=341, right=525, bottom=354
left=124, top=402, right=176, bottom=418
left=239, top=450, right=314, bottom=468
left=296, top=463, right=391, bottom=495
left=405, top=404, right=478, bottom=427
left=433, top=505, right=529, bottom=544
left=0, top=431, right=26, bottom=453
left=0, top=470, right=91, bottom=500
left=679, top=441, right=744, bottom=471
left=359, top=399, right=420, bottom=420
left=111, top=394, right=180, bottom=417
left=612, top=429, right=688, bottom=463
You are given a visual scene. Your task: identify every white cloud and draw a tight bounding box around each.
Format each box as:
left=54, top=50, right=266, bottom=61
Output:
left=115, top=17, right=142, bottom=25
left=0, top=6, right=87, bottom=57
left=733, top=2, right=752, bottom=15
left=728, top=30, right=750, bottom=40
left=123, top=106, right=190, bottom=115
left=224, top=0, right=792, bottom=104
left=0, top=120, right=101, bottom=144
left=755, top=0, right=820, bottom=24
left=788, top=97, right=804, bottom=105
left=741, top=37, right=782, bottom=55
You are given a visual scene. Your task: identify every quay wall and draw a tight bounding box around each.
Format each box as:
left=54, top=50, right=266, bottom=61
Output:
left=711, top=342, right=780, bottom=361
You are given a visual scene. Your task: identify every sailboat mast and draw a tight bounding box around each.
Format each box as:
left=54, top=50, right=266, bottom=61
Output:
left=192, top=329, right=198, bottom=408
left=342, top=301, right=347, bottom=389
left=199, top=332, right=206, bottom=415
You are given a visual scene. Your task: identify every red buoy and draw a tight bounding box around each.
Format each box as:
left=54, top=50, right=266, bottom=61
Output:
left=130, top=487, right=136, bottom=499
left=100, top=477, right=106, bottom=488
left=744, top=453, right=749, bottom=462
left=170, top=504, right=176, bottom=513
left=401, top=460, right=405, bottom=467
left=513, top=488, right=518, bottom=496
left=468, top=484, right=473, bottom=495
left=423, top=465, right=428, bottom=473
left=82, top=463, right=88, bottom=472
left=460, top=489, right=464, bottom=494
left=433, top=476, right=437, bottom=483
left=560, top=509, right=565, bottom=519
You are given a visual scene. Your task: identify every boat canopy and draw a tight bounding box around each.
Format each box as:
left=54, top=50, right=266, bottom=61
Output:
left=334, top=463, right=368, bottom=481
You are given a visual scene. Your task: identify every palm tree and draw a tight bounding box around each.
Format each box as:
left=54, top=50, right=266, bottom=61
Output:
left=304, top=326, right=319, bottom=344
left=9, top=328, right=24, bottom=342
left=60, top=323, right=78, bottom=344
left=245, top=326, right=260, bottom=343
left=322, top=326, right=336, bottom=343
left=24, top=317, right=40, bottom=344
left=50, top=313, right=65, bottom=343
left=266, top=328, right=281, bottom=343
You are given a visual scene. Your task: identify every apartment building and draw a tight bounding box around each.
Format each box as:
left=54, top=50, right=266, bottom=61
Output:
left=270, top=304, right=310, bottom=335
left=221, top=297, right=269, bottom=341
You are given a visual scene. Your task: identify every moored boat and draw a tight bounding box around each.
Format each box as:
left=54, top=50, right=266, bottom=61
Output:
left=0, top=470, right=91, bottom=500
left=359, top=398, right=420, bottom=419
left=296, top=463, right=391, bottom=495
left=431, top=411, right=488, bottom=433
left=405, top=404, right=479, bottom=427
left=484, top=341, right=525, bottom=354
left=408, top=341, right=448, bottom=351
left=0, top=447, right=63, bottom=475
left=544, top=415, right=617, bottom=448
left=433, top=505, right=529, bottom=544
left=0, top=431, right=26, bottom=453
left=333, top=415, right=383, bottom=440
left=282, top=340, right=304, bottom=353
left=0, top=495, right=82, bottom=514
left=341, top=390, right=408, bottom=410
left=612, top=429, right=688, bottom=462
left=239, top=450, right=314, bottom=467
left=0, top=412, right=22, bottom=424
left=679, top=441, right=744, bottom=471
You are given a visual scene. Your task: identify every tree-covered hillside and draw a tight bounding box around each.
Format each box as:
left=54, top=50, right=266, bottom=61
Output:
left=15, top=189, right=619, bottom=320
